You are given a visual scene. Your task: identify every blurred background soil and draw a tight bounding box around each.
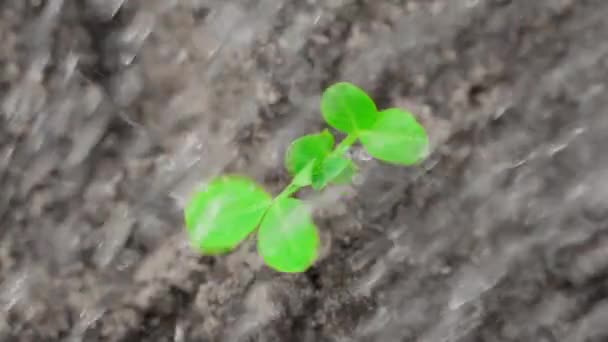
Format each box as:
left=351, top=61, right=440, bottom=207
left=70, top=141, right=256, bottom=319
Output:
left=2, top=0, right=608, bottom=341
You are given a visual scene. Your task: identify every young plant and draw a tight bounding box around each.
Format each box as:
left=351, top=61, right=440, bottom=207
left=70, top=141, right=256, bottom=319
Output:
left=184, top=82, right=429, bottom=273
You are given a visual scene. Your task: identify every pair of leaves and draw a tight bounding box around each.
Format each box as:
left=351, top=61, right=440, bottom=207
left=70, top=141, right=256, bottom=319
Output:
left=184, top=176, right=319, bottom=273
left=321, top=82, right=429, bottom=165
left=285, top=130, right=356, bottom=190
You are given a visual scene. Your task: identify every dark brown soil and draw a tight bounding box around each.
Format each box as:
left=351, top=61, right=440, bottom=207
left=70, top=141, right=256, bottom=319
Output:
left=2, top=0, right=608, bottom=341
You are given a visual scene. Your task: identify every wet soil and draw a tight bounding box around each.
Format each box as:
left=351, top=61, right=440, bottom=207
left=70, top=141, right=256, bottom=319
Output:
left=2, top=0, right=608, bottom=341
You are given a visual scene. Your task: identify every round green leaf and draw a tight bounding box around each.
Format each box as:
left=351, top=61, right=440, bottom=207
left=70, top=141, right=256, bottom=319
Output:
left=329, top=158, right=357, bottom=185
left=359, top=108, right=429, bottom=165
left=321, top=82, right=378, bottom=134
left=312, top=155, right=357, bottom=190
left=257, top=197, right=320, bottom=273
left=291, top=160, right=316, bottom=187
left=185, top=176, right=272, bottom=254
left=285, top=130, right=334, bottom=177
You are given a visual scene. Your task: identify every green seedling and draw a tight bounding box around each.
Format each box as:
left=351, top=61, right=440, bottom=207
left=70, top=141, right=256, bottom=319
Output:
left=184, top=82, right=429, bottom=273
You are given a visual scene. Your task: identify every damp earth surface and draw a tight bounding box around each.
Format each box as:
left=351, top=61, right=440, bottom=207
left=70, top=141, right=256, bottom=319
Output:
left=2, top=0, right=608, bottom=341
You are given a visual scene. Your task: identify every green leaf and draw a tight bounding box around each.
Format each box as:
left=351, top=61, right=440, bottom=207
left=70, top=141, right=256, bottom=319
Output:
left=331, top=158, right=357, bottom=185
left=285, top=130, right=334, bottom=177
left=257, top=197, right=320, bottom=273
left=311, top=155, right=357, bottom=190
left=291, top=160, right=316, bottom=187
left=321, top=82, right=377, bottom=134
left=359, top=108, right=429, bottom=165
left=184, top=176, right=272, bottom=254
